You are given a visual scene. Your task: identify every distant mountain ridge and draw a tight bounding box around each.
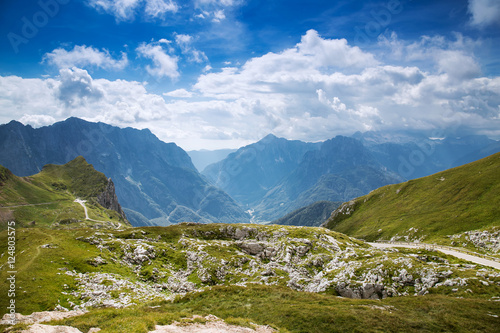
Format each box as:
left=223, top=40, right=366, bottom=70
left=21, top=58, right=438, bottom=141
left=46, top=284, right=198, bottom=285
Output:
left=323, top=152, right=500, bottom=246
left=0, top=118, right=249, bottom=226
left=253, top=136, right=402, bottom=221
left=202, top=132, right=499, bottom=224
left=273, top=201, right=340, bottom=227
left=203, top=134, right=321, bottom=207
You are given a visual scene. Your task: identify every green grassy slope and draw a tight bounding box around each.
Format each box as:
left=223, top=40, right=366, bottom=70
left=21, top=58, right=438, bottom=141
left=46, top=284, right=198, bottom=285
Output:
left=324, top=152, right=500, bottom=246
left=0, top=157, right=128, bottom=229
left=1, top=223, right=499, bottom=332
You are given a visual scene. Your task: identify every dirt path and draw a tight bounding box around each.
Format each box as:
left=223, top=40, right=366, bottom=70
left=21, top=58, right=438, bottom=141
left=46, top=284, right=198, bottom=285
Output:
left=369, top=242, right=500, bottom=270
left=74, top=199, right=89, bottom=220
left=0, top=202, right=59, bottom=209
left=73, top=199, right=120, bottom=227
left=18, top=229, right=56, bottom=273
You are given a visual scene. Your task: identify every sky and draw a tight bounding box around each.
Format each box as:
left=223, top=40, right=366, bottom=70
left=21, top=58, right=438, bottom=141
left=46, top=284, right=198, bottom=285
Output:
left=0, top=0, right=499, bottom=150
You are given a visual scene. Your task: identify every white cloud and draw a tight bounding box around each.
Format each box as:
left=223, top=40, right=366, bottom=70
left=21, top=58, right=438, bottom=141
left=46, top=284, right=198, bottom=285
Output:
left=298, top=30, right=379, bottom=68
left=57, top=67, right=104, bottom=106
left=145, top=0, right=178, bottom=18
left=468, top=0, right=500, bottom=27
left=87, top=0, right=178, bottom=22
left=87, top=0, right=142, bottom=21
left=435, top=50, right=481, bottom=79
left=164, top=88, right=194, bottom=98
left=1, top=30, right=500, bottom=150
left=136, top=42, right=180, bottom=80
left=0, top=68, right=171, bottom=127
left=174, top=34, right=208, bottom=63
left=212, top=9, right=226, bottom=22
left=19, top=114, right=56, bottom=127
left=196, top=0, right=237, bottom=7
left=43, top=45, right=128, bottom=70
left=379, top=32, right=482, bottom=79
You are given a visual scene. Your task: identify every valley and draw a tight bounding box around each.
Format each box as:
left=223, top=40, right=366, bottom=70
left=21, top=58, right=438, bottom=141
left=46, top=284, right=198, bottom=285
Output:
left=0, top=120, right=499, bottom=332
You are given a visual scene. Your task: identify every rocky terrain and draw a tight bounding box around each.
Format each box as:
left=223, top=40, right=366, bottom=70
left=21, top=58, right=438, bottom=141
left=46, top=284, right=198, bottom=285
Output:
left=15, top=224, right=500, bottom=312
left=1, top=223, right=499, bottom=332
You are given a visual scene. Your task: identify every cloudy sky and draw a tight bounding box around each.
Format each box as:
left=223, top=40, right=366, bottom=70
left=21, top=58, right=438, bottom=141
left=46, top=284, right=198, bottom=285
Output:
left=0, top=0, right=499, bottom=150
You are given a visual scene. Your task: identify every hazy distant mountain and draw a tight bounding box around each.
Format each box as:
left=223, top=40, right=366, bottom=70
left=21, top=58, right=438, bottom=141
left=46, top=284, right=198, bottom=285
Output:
left=0, top=118, right=250, bottom=226
left=253, top=136, right=402, bottom=221
left=353, top=131, right=499, bottom=180
left=188, top=149, right=236, bottom=172
left=203, top=134, right=321, bottom=206
left=272, top=201, right=340, bottom=227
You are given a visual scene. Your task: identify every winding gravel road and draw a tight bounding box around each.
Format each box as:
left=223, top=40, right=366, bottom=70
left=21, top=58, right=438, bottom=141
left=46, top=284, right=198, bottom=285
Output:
left=369, top=242, right=500, bottom=270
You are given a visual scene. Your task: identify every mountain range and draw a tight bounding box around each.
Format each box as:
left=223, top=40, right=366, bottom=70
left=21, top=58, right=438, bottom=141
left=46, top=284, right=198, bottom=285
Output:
left=1, top=120, right=499, bottom=332
left=0, top=118, right=249, bottom=226
left=203, top=132, right=499, bottom=223
left=1, top=118, right=498, bottom=226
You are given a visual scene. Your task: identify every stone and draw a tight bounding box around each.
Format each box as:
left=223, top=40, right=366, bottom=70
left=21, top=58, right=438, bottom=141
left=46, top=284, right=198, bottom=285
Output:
left=149, top=314, right=276, bottom=332
left=21, top=324, right=83, bottom=333
left=239, top=242, right=264, bottom=255
left=0, top=310, right=86, bottom=326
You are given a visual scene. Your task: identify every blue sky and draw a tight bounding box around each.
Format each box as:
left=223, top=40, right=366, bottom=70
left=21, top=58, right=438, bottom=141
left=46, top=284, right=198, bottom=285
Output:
left=0, top=0, right=499, bottom=150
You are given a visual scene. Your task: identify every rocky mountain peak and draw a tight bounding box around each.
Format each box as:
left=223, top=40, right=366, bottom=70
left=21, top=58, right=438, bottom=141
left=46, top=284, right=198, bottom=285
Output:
left=97, top=178, right=128, bottom=222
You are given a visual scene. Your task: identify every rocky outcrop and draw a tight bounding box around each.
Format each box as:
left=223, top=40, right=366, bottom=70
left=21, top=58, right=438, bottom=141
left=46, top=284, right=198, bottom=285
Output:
left=97, top=178, right=128, bottom=222
left=336, top=282, right=387, bottom=299
left=450, top=228, right=500, bottom=254
left=0, top=310, right=86, bottom=325
left=33, top=224, right=498, bottom=313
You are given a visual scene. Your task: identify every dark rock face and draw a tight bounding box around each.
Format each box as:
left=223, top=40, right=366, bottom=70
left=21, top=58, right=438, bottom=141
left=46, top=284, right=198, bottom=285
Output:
left=0, top=118, right=250, bottom=226
left=336, top=282, right=388, bottom=299
left=97, top=178, right=127, bottom=222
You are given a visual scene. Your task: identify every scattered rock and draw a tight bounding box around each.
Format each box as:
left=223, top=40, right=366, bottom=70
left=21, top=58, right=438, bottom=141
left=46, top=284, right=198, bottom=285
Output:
left=149, top=315, right=276, bottom=333
left=21, top=324, right=82, bottom=333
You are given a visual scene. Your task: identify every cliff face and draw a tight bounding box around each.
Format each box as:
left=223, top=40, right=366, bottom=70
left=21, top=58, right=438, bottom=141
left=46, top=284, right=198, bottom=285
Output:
left=97, top=178, right=128, bottom=222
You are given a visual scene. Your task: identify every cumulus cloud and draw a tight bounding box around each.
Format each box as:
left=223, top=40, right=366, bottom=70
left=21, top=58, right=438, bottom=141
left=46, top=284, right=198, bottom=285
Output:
left=88, top=0, right=178, bottom=22
left=298, top=30, right=379, bottom=68
left=19, top=114, right=56, bottom=127
left=0, top=68, right=171, bottom=127
left=212, top=9, right=226, bottom=22
left=196, top=0, right=236, bottom=6
left=43, top=45, right=128, bottom=70
left=57, top=67, right=105, bottom=106
left=136, top=41, right=180, bottom=79
left=1, top=30, right=500, bottom=149
left=468, top=0, right=500, bottom=27
left=145, top=0, right=178, bottom=18
left=164, top=88, right=194, bottom=98
left=190, top=30, right=500, bottom=142
left=379, top=32, right=482, bottom=79
left=175, top=34, right=208, bottom=63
